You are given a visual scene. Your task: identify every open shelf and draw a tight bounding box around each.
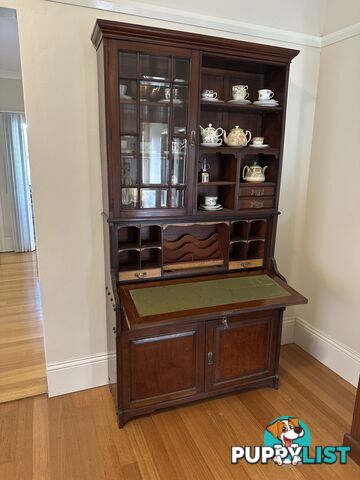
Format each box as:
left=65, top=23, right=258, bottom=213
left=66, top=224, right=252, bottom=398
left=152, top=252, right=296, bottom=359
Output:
left=199, top=146, right=279, bottom=156
left=198, top=181, right=236, bottom=186
left=119, top=250, right=140, bottom=272
left=118, top=225, right=140, bottom=250
left=200, top=101, right=283, bottom=113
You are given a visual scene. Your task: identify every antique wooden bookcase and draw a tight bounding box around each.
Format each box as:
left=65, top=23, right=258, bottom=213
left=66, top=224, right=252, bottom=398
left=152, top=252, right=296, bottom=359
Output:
left=92, top=20, right=307, bottom=427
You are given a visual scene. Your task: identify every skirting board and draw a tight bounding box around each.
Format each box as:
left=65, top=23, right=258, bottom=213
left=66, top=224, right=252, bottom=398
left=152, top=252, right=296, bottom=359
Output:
left=46, top=317, right=359, bottom=396
left=294, top=317, right=360, bottom=387
left=47, top=352, right=116, bottom=397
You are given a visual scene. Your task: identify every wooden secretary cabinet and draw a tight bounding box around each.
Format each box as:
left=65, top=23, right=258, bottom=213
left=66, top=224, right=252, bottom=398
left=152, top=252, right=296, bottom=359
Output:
left=92, top=20, right=307, bottom=426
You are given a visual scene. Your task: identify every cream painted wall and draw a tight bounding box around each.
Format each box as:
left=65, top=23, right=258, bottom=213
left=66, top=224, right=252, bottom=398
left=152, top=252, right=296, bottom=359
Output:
left=108, top=0, right=326, bottom=36
left=323, top=0, right=360, bottom=35
left=0, top=0, right=320, bottom=394
left=293, top=34, right=360, bottom=355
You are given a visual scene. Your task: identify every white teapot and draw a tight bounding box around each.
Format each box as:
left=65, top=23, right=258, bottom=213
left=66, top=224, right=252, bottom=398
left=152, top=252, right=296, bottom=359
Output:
left=242, top=161, right=267, bottom=183
left=200, top=124, right=224, bottom=144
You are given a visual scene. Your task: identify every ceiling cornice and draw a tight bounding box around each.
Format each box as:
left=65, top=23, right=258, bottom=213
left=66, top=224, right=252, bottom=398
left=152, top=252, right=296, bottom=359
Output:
left=46, top=0, right=321, bottom=48
left=46, top=0, right=360, bottom=49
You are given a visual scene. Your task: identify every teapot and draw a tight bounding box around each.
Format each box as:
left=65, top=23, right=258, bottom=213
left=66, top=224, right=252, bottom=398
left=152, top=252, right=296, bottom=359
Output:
left=223, top=126, right=251, bottom=147
left=242, top=161, right=267, bottom=183
left=200, top=124, right=224, bottom=144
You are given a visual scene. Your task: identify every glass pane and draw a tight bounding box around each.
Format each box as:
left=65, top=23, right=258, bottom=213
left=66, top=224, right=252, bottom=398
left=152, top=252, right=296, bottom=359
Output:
left=121, top=135, right=137, bottom=187
left=119, top=51, right=137, bottom=77
left=140, top=54, right=170, bottom=80
left=173, top=86, right=188, bottom=134
left=171, top=139, right=187, bottom=186
left=119, top=79, right=136, bottom=100
left=141, top=103, right=169, bottom=185
left=169, top=189, right=185, bottom=208
left=140, top=189, right=167, bottom=208
left=140, top=81, right=168, bottom=103
left=174, top=58, right=189, bottom=83
left=120, top=104, right=137, bottom=133
left=121, top=188, right=138, bottom=209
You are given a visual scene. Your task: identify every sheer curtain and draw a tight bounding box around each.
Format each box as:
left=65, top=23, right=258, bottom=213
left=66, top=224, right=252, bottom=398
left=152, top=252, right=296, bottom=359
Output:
left=0, top=112, right=35, bottom=252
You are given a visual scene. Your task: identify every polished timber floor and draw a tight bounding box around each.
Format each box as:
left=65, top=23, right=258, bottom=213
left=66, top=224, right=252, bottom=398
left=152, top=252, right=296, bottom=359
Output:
left=0, top=251, right=47, bottom=403
left=0, top=344, right=358, bottom=479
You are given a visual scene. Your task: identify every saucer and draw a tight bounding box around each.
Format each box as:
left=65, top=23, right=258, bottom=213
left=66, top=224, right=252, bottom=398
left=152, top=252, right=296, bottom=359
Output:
left=253, top=100, right=279, bottom=107
left=201, top=97, right=223, bottom=102
left=200, top=142, right=223, bottom=148
left=227, top=99, right=251, bottom=104
left=249, top=144, right=269, bottom=148
left=158, top=99, right=183, bottom=104
left=199, top=204, right=223, bottom=211
left=120, top=94, right=133, bottom=100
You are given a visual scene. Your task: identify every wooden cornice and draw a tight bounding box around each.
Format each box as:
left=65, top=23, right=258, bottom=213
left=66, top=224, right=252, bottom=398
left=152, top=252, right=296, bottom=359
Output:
left=91, top=19, right=299, bottom=64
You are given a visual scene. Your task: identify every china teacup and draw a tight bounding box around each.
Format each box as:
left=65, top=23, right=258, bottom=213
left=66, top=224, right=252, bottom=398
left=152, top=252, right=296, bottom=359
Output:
left=232, top=85, right=248, bottom=95
left=204, top=196, right=218, bottom=206
left=165, top=87, right=179, bottom=100
left=202, top=89, right=218, bottom=99
left=119, top=84, right=127, bottom=96
left=252, top=136, right=264, bottom=145
left=233, top=91, right=249, bottom=100
left=258, top=89, right=274, bottom=100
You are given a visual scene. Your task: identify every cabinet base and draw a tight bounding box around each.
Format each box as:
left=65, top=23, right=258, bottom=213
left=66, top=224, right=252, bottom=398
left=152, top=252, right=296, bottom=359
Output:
left=116, top=374, right=277, bottom=428
left=343, top=433, right=360, bottom=465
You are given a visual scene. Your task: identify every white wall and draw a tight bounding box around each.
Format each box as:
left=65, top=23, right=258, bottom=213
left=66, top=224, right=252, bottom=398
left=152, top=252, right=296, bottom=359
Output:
left=0, top=77, right=24, bottom=251
left=292, top=33, right=360, bottom=385
left=323, top=0, right=360, bottom=35
left=0, top=0, right=320, bottom=395
left=100, top=0, right=327, bottom=36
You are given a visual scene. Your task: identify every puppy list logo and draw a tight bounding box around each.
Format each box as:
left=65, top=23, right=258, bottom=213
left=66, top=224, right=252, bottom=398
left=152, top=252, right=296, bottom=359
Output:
left=231, top=416, right=351, bottom=466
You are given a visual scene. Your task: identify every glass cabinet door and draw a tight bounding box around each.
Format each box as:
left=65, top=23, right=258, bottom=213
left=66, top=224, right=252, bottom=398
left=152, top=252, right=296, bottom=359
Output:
left=118, top=50, right=192, bottom=212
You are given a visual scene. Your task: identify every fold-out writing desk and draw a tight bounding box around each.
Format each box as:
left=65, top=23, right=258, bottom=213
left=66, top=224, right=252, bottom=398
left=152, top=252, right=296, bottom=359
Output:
left=117, top=271, right=306, bottom=426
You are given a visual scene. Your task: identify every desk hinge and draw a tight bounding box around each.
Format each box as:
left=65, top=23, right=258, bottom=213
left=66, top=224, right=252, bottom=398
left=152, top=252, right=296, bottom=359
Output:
left=207, top=352, right=213, bottom=365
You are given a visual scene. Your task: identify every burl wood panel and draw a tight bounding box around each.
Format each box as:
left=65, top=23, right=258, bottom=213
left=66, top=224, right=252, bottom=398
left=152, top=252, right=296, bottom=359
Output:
left=207, top=312, right=277, bottom=391
left=126, top=323, right=204, bottom=408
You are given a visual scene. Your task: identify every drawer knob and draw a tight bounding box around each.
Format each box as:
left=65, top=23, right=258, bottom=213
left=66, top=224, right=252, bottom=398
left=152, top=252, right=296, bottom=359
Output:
left=250, top=200, right=264, bottom=208
left=222, top=317, right=228, bottom=329
left=241, top=261, right=251, bottom=268
left=135, top=272, right=147, bottom=278
left=251, top=189, right=265, bottom=196
left=112, top=326, right=116, bottom=334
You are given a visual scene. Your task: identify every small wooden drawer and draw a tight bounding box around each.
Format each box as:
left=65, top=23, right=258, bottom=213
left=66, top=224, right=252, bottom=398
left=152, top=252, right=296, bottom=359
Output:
left=239, top=184, right=275, bottom=197
left=119, top=268, right=161, bottom=282
left=239, top=197, right=274, bottom=210
left=229, top=259, right=264, bottom=270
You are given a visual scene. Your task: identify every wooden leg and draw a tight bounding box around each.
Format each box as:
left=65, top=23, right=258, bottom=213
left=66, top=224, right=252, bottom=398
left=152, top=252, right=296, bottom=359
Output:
left=117, top=410, right=126, bottom=428
left=274, top=373, right=280, bottom=390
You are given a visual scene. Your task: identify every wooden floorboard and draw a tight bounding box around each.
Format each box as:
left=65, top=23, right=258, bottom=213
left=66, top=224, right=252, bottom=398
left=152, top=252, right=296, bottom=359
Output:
left=0, top=251, right=47, bottom=403
left=0, top=344, right=358, bottom=479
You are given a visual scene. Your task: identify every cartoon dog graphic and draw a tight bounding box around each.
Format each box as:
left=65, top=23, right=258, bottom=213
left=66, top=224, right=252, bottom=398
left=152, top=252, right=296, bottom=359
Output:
left=266, top=417, right=304, bottom=465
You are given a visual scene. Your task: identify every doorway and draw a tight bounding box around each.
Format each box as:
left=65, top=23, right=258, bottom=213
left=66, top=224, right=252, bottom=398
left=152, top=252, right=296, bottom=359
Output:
left=0, top=7, right=47, bottom=402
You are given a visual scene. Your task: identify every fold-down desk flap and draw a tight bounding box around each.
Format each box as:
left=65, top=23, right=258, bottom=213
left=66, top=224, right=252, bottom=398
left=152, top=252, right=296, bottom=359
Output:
left=119, top=272, right=307, bottom=329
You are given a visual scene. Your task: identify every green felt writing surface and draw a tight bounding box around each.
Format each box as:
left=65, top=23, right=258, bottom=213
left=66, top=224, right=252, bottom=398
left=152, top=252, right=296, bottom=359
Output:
left=129, top=274, right=290, bottom=317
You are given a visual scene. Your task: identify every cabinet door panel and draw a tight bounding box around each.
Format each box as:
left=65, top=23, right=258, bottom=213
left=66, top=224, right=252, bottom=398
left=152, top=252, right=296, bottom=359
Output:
left=124, top=323, right=204, bottom=408
left=206, top=311, right=279, bottom=391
